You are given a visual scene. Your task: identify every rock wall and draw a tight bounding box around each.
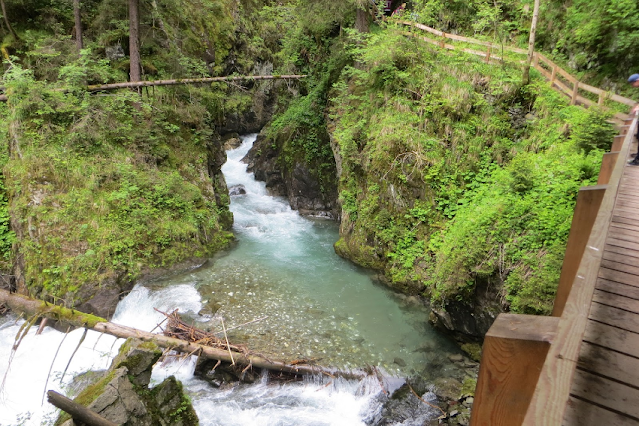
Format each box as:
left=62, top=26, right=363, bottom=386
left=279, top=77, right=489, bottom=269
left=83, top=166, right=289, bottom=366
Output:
left=243, top=131, right=340, bottom=218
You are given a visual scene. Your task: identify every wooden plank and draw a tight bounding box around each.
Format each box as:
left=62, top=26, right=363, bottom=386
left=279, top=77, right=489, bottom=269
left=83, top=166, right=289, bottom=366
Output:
left=600, top=259, right=639, bottom=278
left=605, top=243, right=639, bottom=260
left=597, top=278, right=639, bottom=300
left=608, top=226, right=639, bottom=241
left=612, top=215, right=639, bottom=227
left=609, top=93, right=638, bottom=107
left=589, top=301, right=639, bottom=333
left=564, top=396, right=639, bottom=426
left=606, top=237, right=639, bottom=251
left=603, top=249, right=639, bottom=268
left=471, top=314, right=558, bottom=426
left=598, top=153, right=619, bottom=184
left=613, top=199, right=639, bottom=209
left=608, top=207, right=639, bottom=218
left=583, top=320, right=639, bottom=357
left=598, top=268, right=639, bottom=287
left=610, top=221, right=639, bottom=233
left=577, top=341, right=639, bottom=388
left=570, top=369, right=639, bottom=419
left=522, top=116, right=638, bottom=426
left=553, top=186, right=606, bottom=316
left=592, top=289, right=639, bottom=314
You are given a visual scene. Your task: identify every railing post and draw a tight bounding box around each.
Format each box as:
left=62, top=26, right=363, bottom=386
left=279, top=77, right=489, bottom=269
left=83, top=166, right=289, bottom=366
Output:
left=598, top=91, right=606, bottom=106
left=471, top=314, right=559, bottom=426
left=611, top=135, right=625, bottom=152
left=551, top=185, right=607, bottom=317
left=570, top=80, right=579, bottom=105
left=597, top=153, right=619, bottom=185
left=485, top=46, right=491, bottom=63
left=550, top=65, right=557, bottom=86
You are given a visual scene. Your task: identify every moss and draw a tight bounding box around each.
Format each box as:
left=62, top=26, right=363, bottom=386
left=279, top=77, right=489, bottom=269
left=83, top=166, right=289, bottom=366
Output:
left=460, top=377, right=477, bottom=398
left=460, top=343, right=482, bottom=362
left=36, top=301, right=107, bottom=328
left=55, top=368, right=120, bottom=425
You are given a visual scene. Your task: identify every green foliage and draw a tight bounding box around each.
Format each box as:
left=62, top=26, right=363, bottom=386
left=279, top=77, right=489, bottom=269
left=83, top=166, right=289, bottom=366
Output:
left=331, top=26, right=604, bottom=313
left=2, top=64, right=233, bottom=302
left=568, top=107, right=615, bottom=154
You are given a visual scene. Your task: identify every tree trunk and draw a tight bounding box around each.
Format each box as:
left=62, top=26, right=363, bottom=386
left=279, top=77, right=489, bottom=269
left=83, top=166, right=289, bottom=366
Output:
left=47, top=391, right=117, bottom=426
left=522, top=0, right=540, bottom=85
left=0, top=289, right=365, bottom=380
left=0, top=0, right=18, bottom=41
left=129, top=0, right=141, bottom=82
left=73, top=0, right=83, bottom=50
left=355, top=8, right=369, bottom=33
left=0, top=74, right=307, bottom=102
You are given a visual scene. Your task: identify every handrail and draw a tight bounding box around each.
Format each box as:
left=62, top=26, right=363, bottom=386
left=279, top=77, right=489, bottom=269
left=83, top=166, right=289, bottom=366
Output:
left=395, top=20, right=636, bottom=114
left=522, top=115, right=638, bottom=424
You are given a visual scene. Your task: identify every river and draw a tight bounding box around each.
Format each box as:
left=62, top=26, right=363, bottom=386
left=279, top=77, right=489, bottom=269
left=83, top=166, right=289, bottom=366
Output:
left=0, top=134, right=462, bottom=425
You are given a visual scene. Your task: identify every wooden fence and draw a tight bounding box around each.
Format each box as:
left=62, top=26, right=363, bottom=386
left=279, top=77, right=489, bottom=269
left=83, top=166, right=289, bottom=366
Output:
left=396, top=20, right=635, bottom=118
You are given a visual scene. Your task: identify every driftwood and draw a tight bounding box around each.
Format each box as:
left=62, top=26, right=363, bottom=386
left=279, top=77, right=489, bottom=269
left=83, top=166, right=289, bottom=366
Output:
left=0, top=289, right=366, bottom=380
left=0, top=74, right=307, bottom=102
left=47, top=390, right=118, bottom=426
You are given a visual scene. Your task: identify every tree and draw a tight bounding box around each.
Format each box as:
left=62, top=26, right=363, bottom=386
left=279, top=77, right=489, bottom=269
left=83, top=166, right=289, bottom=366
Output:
left=129, top=0, right=141, bottom=82
left=0, top=0, right=19, bottom=41
left=522, top=0, right=540, bottom=84
left=73, top=0, right=83, bottom=50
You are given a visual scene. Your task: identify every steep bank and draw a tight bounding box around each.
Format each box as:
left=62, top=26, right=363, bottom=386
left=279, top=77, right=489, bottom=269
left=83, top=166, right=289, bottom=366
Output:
left=329, top=29, right=612, bottom=340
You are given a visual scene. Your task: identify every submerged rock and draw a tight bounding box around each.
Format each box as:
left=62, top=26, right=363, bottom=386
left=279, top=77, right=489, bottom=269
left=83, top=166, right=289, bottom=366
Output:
left=229, top=184, right=247, bottom=196
left=57, top=338, right=198, bottom=426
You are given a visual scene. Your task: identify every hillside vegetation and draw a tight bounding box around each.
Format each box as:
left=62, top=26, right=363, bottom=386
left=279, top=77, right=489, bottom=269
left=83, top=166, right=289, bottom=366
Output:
left=0, top=0, right=631, bottom=336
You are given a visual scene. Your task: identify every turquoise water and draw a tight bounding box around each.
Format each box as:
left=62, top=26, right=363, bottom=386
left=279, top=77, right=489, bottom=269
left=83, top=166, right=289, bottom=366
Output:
left=149, top=134, right=460, bottom=376
left=0, top=134, right=460, bottom=426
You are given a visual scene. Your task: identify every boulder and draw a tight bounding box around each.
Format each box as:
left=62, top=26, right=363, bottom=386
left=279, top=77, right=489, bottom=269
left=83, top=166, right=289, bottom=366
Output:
left=229, top=185, right=247, bottom=196
left=57, top=338, right=199, bottom=426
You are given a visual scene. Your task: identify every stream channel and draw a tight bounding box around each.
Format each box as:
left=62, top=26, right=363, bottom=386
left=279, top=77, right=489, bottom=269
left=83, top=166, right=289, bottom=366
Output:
left=0, top=134, right=463, bottom=425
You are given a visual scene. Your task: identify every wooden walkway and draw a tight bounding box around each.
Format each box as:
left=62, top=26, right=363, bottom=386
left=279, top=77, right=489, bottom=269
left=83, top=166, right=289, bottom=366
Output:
left=564, top=154, right=639, bottom=424
left=471, top=116, right=639, bottom=426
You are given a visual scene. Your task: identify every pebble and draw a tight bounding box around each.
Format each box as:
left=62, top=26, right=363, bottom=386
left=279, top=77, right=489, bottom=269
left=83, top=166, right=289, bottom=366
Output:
left=448, top=354, right=464, bottom=363
left=449, top=410, right=459, bottom=417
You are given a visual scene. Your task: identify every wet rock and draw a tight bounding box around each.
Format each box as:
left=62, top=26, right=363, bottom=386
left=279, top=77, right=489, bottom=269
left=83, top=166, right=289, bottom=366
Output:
left=243, top=130, right=339, bottom=218
left=429, top=276, right=502, bottom=342
left=448, top=354, right=463, bottom=363
left=366, top=377, right=444, bottom=426
left=57, top=338, right=198, bottom=426
left=433, top=377, right=463, bottom=402
left=222, top=133, right=243, bottom=150
left=393, top=357, right=407, bottom=367
left=229, top=184, right=247, bottom=196
left=105, top=45, right=125, bottom=61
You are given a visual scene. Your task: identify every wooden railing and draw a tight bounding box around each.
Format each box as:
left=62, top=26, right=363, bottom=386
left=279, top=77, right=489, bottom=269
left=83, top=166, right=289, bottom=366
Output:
left=396, top=20, right=636, bottom=119
left=470, top=114, right=638, bottom=425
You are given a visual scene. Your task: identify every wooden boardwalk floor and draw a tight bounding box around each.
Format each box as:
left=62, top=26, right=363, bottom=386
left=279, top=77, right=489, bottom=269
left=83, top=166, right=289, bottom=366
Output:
left=564, top=161, right=639, bottom=425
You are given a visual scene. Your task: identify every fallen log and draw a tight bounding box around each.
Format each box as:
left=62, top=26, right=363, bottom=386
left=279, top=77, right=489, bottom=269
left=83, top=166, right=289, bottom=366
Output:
left=0, top=289, right=366, bottom=380
left=0, top=74, right=307, bottom=102
left=47, top=390, right=117, bottom=426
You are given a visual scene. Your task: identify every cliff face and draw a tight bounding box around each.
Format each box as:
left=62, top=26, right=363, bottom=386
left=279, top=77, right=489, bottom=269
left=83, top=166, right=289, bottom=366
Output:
left=243, top=131, right=340, bottom=219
